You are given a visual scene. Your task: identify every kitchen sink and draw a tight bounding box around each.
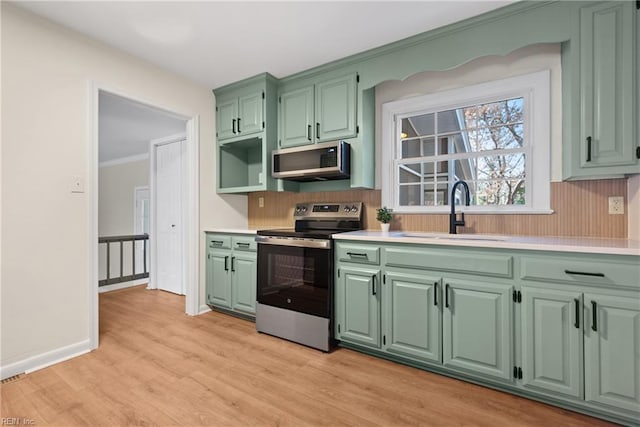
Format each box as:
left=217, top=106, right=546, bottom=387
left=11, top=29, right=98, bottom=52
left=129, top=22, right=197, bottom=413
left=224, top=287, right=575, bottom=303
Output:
left=392, top=232, right=510, bottom=242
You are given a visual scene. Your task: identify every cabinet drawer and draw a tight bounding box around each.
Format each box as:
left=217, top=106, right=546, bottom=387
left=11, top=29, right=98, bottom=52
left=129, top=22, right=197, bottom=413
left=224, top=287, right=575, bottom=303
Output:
left=207, top=234, right=231, bottom=249
left=521, top=256, right=640, bottom=288
left=232, top=235, right=257, bottom=252
left=336, top=244, right=380, bottom=265
left=385, top=247, right=512, bottom=278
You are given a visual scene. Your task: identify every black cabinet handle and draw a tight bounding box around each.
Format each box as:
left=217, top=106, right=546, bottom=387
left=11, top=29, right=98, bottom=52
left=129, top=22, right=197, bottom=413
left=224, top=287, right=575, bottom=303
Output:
left=564, top=269, right=605, bottom=278
left=591, top=301, right=597, bottom=332
left=231, top=257, right=235, bottom=272
left=307, top=124, right=312, bottom=141
left=224, top=256, right=229, bottom=271
left=346, top=252, right=368, bottom=258
left=237, top=117, right=241, bottom=133
left=586, top=136, right=592, bottom=162
left=372, top=275, right=377, bottom=296
left=434, top=282, right=438, bottom=306
left=316, top=122, right=320, bottom=139
left=236, top=242, right=250, bottom=248
left=232, top=119, right=236, bottom=134
left=574, top=298, right=580, bottom=329
left=445, top=284, right=450, bottom=308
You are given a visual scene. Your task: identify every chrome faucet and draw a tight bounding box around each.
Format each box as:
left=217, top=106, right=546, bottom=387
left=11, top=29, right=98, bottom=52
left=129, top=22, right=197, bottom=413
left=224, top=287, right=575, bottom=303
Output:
left=450, top=180, right=470, bottom=234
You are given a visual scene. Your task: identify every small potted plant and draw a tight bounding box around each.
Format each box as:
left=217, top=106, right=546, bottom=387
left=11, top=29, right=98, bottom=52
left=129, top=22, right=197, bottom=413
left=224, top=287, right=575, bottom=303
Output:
left=376, top=206, right=393, bottom=233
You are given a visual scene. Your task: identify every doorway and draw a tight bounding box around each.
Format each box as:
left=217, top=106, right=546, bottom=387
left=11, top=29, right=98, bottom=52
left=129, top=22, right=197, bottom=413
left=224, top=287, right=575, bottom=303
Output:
left=90, top=85, right=200, bottom=350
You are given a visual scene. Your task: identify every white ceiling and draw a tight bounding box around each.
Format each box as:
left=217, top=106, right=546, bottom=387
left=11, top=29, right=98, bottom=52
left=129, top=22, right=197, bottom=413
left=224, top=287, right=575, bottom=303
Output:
left=15, top=1, right=513, bottom=89
left=99, top=91, right=186, bottom=163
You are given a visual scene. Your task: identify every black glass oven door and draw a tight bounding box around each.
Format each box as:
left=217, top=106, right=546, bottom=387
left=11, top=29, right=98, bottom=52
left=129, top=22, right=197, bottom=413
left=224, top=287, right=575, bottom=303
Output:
left=257, top=242, right=332, bottom=318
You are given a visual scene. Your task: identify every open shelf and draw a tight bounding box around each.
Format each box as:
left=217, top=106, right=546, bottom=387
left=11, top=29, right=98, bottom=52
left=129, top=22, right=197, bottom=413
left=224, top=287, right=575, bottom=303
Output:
left=219, top=137, right=264, bottom=190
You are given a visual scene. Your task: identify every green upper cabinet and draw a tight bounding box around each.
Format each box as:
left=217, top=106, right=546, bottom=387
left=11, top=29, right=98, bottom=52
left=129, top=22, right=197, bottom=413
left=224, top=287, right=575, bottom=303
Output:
left=278, top=86, right=314, bottom=148
left=565, top=1, right=639, bottom=178
left=214, top=73, right=279, bottom=193
left=521, top=287, right=583, bottom=399
left=216, top=89, right=264, bottom=142
left=216, top=98, right=239, bottom=141
left=384, top=270, right=442, bottom=363
left=278, top=73, right=357, bottom=148
left=315, top=74, right=357, bottom=142
left=237, top=91, right=264, bottom=136
left=584, top=293, right=640, bottom=413
left=442, top=278, right=513, bottom=382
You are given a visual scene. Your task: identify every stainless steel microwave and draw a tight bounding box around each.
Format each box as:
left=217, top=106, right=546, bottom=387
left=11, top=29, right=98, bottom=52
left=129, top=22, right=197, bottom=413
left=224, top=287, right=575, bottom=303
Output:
left=271, top=140, right=350, bottom=182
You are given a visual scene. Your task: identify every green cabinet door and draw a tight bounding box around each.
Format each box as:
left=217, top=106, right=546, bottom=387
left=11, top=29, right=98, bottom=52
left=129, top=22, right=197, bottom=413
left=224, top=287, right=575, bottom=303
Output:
left=231, top=252, right=257, bottom=315
left=585, top=294, right=640, bottom=413
left=238, top=91, right=263, bottom=136
left=521, top=287, right=583, bottom=398
left=443, top=278, right=513, bottom=381
left=315, top=74, right=357, bottom=142
left=278, top=86, right=314, bottom=148
left=207, top=250, right=232, bottom=308
left=579, top=1, right=637, bottom=170
left=337, top=266, right=381, bottom=348
left=216, top=98, right=238, bottom=141
left=385, top=271, right=441, bottom=363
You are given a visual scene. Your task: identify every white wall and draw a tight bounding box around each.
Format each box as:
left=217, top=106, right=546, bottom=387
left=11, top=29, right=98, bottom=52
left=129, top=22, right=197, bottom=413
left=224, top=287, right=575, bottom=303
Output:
left=375, top=44, right=563, bottom=186
left=1, top=4, right=247, bottom=375
left=99, top=159, right=149, bottom=236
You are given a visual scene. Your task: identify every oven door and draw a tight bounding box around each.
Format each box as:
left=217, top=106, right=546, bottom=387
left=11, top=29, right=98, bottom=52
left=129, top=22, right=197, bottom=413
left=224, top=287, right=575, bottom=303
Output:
left=256, top=236, right=332, bottom=318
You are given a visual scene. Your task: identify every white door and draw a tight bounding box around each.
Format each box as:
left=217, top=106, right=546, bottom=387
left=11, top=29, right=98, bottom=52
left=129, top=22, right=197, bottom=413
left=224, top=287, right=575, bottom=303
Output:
left=134, top=186, right=149, bottom=276
left=155, top=140, right=184, bottom=294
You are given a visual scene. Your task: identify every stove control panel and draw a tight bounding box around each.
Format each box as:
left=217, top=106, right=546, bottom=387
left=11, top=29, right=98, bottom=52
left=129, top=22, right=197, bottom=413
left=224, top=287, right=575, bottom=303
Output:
left=294, top=202, right=362, bottom=218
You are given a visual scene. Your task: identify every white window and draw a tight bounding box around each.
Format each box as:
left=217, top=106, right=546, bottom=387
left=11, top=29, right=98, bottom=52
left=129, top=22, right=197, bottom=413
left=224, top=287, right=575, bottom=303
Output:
left=381, top=70, right=551, bottom=214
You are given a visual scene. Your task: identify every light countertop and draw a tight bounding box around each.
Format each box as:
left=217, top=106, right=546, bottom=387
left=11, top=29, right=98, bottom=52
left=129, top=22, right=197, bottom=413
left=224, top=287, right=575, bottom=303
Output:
left=205, top=227, right=288, bottom=235
left=333, top=231, right=640, bottom=256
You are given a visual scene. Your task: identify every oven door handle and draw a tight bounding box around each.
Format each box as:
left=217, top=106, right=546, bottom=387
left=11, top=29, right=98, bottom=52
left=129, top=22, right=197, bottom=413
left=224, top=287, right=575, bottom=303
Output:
left=255, top=235, right=331, bottom=249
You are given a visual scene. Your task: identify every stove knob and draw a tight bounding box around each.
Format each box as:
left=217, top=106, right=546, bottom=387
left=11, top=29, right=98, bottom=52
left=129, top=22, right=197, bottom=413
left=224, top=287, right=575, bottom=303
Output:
left=350, top=205, right=358, bottom=213
left=301, top=207, right=307, bottom=213
left=343, top=207, right=350, bottom=213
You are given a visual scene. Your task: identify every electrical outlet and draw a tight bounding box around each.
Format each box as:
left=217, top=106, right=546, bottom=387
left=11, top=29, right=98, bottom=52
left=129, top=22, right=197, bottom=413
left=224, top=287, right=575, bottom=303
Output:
left=258, top=197, right=264, bottom=208
left=608, top=196, right=624, bottom=215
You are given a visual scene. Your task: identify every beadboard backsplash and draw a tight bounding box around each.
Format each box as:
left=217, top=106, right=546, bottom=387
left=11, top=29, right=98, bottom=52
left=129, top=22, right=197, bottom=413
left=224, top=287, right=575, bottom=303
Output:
left=248, top=179, right=628, bottom=238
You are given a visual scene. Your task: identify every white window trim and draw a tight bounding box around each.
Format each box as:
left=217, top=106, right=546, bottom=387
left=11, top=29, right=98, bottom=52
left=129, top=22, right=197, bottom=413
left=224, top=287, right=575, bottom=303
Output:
left=381, top=70, right=551, bottom=214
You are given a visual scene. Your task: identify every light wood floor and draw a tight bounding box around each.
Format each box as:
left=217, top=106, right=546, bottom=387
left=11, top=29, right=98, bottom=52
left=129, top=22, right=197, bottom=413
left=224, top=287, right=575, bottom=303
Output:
left=1, top=285, right=612, bottom=426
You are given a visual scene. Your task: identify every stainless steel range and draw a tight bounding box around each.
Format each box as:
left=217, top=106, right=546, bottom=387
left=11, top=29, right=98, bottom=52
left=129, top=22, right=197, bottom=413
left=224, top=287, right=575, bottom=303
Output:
left=255, top=202, right=363, bottom=351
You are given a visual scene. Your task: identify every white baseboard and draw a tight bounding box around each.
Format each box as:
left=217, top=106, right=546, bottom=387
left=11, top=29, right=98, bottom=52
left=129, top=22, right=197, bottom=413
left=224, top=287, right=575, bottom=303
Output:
left=99, top=278, right=148, bottom=293
left=0, top=339, right=91, bottom=380
left=198, top=304, right=212, bottom=315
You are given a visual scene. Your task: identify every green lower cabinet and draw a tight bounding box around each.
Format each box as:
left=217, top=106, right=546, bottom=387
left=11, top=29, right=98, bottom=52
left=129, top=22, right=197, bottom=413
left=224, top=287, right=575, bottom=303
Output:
left=584, top=294, right=640, bottom=414
left=207, top=250, right=232, bottom=308
left=442, top=278, right=513, bottom=381
left=521, top=287, right=583, bottom=398
left=205, top=233, right=257, bottom=318
left=337, top=266, right=381, bottom=348
left=384, top=271, right=441, bottom=363
left=231, top=253, right=257, bottom=314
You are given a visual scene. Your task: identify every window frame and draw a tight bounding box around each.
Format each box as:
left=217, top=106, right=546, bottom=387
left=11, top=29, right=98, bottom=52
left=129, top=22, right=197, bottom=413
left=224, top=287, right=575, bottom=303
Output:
left=381, top=70, right=551, bottom=214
